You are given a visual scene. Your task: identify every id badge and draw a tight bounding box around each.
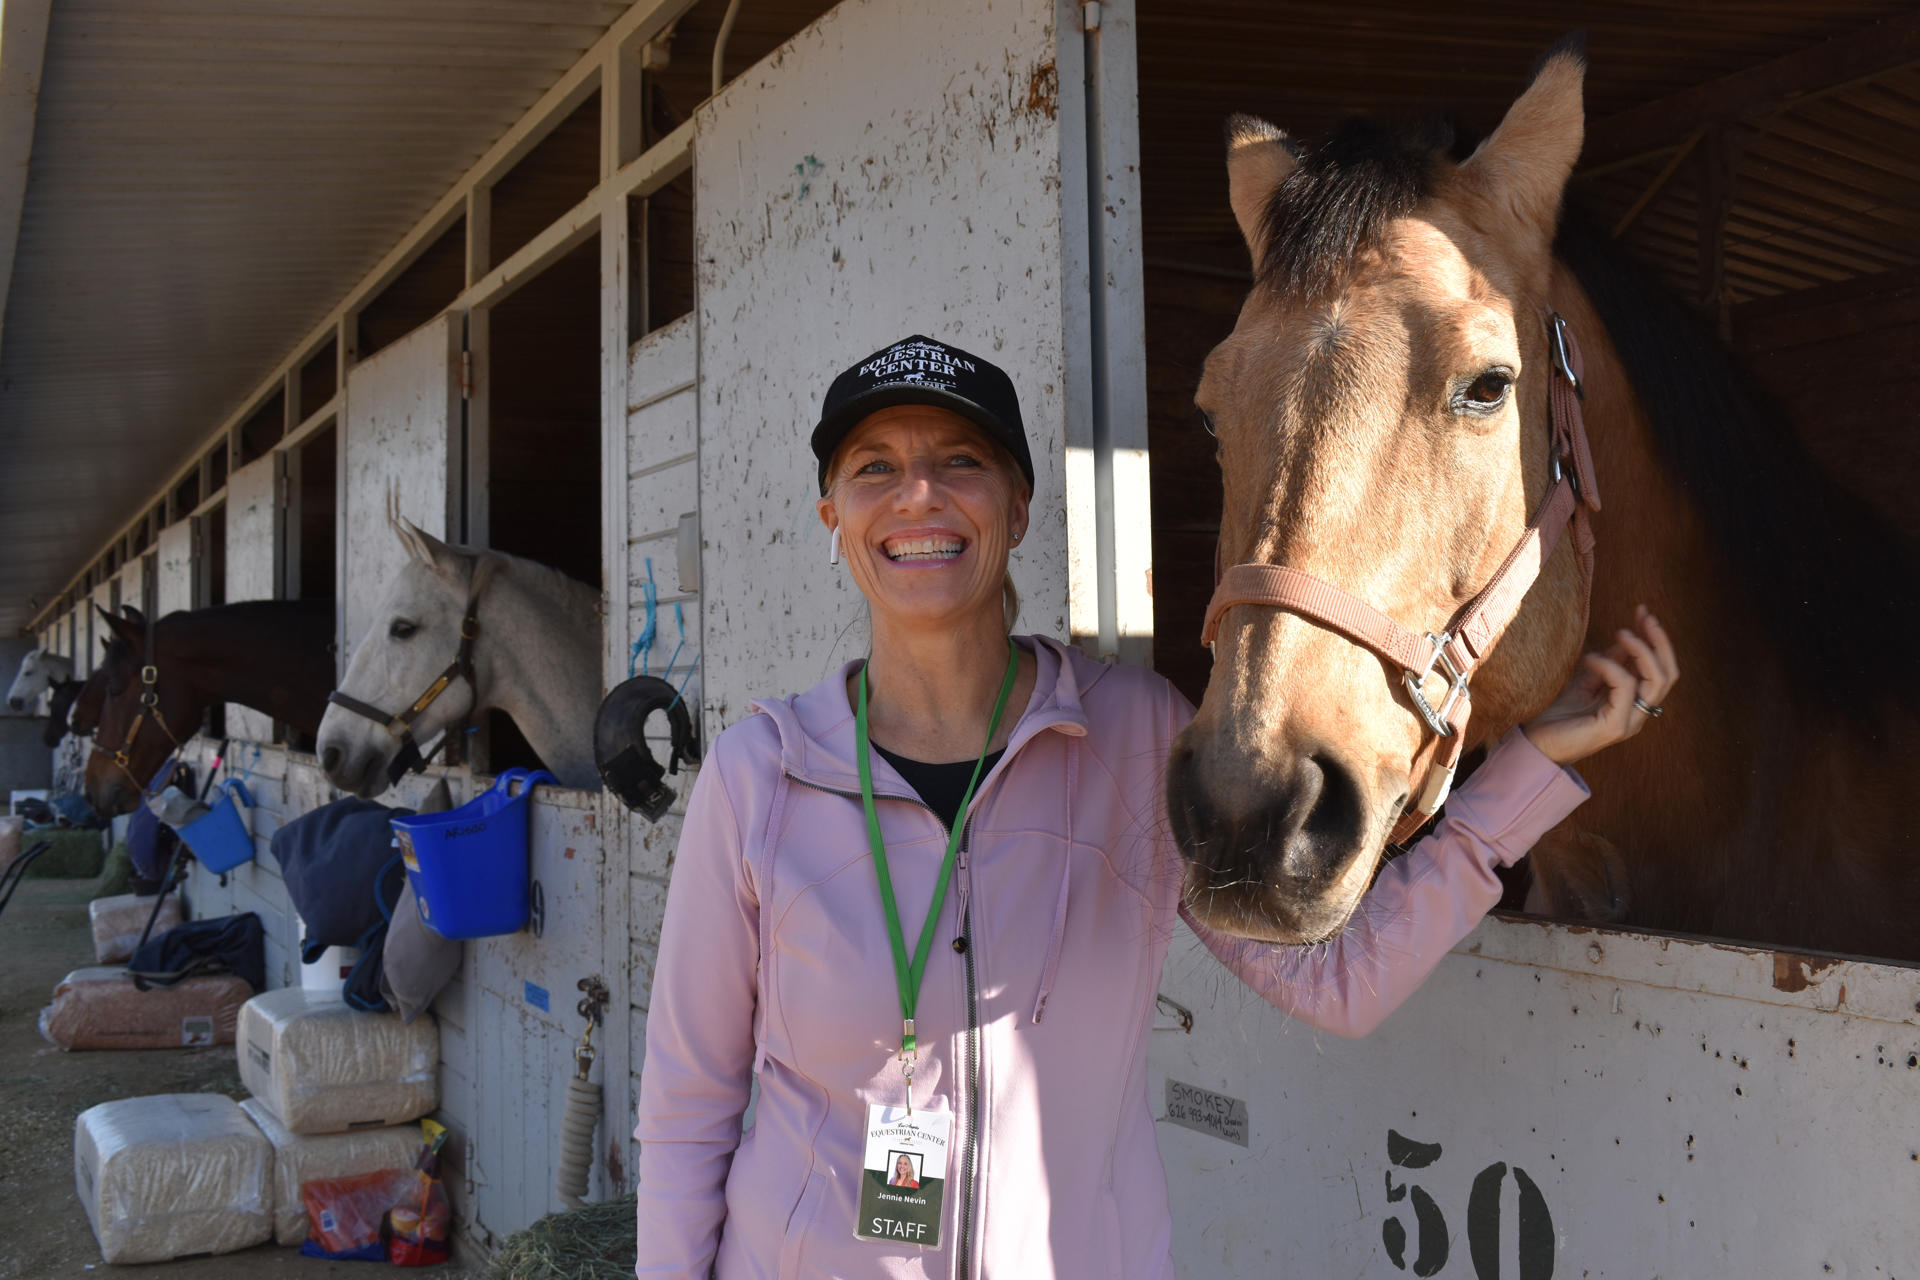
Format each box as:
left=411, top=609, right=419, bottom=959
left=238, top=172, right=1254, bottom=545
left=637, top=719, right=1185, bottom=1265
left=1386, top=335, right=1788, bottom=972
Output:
left=855, top=1102, right=950, bottom=1248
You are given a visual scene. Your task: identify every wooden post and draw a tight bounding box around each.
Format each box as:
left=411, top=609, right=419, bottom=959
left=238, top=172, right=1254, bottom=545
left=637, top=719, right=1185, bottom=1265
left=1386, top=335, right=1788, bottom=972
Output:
left=1696, top=126, right=1742, bottom=339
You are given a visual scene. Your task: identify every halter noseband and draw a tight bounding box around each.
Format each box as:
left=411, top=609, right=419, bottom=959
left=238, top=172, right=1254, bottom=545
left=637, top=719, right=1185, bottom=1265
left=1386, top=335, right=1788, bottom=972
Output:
left=1200, top=313, right=1603, bottom=845
left=327, top=569, right=487, bottom=786
left=99, top=611, right=186, bottom=801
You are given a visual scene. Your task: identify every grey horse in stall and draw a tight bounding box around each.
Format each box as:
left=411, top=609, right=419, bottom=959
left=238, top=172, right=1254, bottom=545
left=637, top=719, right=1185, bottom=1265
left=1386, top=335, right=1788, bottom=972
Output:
left=317, top=519, right=602, bottom=797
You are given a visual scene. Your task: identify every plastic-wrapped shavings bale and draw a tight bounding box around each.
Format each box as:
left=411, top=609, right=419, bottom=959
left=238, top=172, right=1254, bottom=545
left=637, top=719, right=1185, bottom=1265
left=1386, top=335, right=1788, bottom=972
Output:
left=237, top=1097, right=422, bottom=1245
left=88, top=892, right=183, bottom=963
left=237, top=988, right=439, bottom=1134
left=73, top=1093, right=272, bottom=1264
left=40, top=966, right=251, bottom=1050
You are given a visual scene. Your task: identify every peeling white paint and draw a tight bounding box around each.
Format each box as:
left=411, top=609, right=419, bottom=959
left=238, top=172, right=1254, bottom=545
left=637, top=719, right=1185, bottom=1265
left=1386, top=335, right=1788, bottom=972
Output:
left=1153, top=915, right=1920, bottom=1275
left=340, top=314, right=462, bottom=664
left=693, top=0, right=1073, bottom=731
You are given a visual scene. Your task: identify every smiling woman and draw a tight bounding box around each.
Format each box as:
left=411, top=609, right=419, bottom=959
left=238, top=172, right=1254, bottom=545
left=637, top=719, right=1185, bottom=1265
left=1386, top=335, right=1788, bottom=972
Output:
left=629, top=324, right=1673, bottom=1278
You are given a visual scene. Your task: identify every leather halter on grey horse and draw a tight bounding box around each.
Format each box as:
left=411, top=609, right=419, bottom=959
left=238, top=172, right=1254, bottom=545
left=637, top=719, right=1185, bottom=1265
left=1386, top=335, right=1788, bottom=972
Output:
left=327, top=560, right=490, bottom=786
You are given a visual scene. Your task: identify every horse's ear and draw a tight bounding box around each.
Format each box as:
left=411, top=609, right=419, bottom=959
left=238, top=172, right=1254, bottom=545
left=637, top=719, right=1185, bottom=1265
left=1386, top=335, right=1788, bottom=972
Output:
left=392, top=515, right=469, bottom=582
left=120, top=604, right=145, bottom=626
left=1225, top=115, right=1298, bottom=270
left=100, top=608, right=141, bottom=647
left=1459, top=37, right=1586, bottom=246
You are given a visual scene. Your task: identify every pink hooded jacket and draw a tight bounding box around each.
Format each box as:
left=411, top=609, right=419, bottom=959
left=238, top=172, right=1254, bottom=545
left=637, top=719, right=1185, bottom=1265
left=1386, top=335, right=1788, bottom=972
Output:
left=634, top=636, right=1588, bottom=1279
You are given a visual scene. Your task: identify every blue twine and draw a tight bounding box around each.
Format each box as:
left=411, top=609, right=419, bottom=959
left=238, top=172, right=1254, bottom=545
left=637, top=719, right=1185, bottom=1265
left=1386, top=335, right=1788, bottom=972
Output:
left=631, top=558, right=660, bottom=678
left=666, top=652, right=700, bottom=713
left=629, top=560, right=695, bottom=709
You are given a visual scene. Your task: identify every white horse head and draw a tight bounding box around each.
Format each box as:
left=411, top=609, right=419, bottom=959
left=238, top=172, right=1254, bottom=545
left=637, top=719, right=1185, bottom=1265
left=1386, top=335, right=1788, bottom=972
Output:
left=7, top=648, right=73, bottom=713
left=316, top=517, right=603, bottom=797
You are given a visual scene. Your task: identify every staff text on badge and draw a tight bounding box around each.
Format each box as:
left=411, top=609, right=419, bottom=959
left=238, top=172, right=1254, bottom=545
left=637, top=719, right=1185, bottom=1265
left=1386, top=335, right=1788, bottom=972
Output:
left=856, top=1103, right=950, bottom=1248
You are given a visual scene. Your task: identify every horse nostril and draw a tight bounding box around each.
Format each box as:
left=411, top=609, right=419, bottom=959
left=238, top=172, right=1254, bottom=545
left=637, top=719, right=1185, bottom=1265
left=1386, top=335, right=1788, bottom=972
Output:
left=7, top=697, right=21, bottom=712
left=321, top=746, right=341, bottom=775
left=1274, top=752, right=1367, bottom=883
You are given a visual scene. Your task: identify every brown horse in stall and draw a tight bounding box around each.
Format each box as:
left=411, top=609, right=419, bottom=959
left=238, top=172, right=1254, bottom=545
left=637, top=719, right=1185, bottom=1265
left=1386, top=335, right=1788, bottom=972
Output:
left=84, top=601, right=337, bottom=816
left=1166, top=43, right=1920, bottom=960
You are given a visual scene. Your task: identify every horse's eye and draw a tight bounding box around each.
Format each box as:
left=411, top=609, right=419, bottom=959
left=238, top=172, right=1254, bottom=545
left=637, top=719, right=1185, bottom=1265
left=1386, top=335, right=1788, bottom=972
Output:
left=1196, top=408, right=1218, bottom=438
left=389, top=619, right=418, bottom=640
left=1455, top=369, right=1513, bottom=415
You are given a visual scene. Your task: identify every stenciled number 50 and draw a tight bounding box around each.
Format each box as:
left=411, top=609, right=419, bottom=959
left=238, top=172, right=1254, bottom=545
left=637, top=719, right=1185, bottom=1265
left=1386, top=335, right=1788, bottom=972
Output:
left=1382, top=1129, right=1554, bottom=1278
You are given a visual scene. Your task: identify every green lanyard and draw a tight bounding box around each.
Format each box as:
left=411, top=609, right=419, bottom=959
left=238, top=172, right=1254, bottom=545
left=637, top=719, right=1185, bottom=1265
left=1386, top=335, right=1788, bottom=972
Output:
left=856, top=642, right=1019, bottom=1099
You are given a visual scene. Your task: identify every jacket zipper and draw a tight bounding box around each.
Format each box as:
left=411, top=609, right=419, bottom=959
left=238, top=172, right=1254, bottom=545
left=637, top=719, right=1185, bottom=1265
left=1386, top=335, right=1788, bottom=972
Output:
left=781, top=771, right=986, bottom=1279
left=957, top=815, right=981, bottom=1280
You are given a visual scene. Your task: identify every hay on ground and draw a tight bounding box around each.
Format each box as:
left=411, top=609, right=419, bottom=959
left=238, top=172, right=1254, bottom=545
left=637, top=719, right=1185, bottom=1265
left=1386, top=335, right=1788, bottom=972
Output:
left=486, top=1193, right=635, bottom=1280
left=93, top=842, right=135, bottom=897
left=20, top=828, right=107, bottom=879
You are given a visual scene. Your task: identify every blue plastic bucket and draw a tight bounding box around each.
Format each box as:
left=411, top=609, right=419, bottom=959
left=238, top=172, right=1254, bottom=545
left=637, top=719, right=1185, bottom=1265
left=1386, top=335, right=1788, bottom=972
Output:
left=176, top=779, right=257, bottom=873
left=390, top=768, right=556, bottom=941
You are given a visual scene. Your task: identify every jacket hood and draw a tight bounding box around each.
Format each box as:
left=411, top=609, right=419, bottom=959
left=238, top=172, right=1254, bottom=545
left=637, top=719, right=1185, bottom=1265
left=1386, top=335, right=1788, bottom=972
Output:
left=750, top=634, right=1109, bottom=792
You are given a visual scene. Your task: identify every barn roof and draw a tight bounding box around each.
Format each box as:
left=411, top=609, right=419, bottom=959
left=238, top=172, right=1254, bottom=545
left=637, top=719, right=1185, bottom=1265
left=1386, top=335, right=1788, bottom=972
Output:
left=0, top=0, right=634, bottom=632
left=1138, top=1, right=1920, bottom=300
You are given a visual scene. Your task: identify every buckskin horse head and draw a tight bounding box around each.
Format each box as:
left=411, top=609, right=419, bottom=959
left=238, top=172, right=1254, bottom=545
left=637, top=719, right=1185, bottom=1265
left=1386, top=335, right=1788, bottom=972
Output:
left=1167, top=42, right=1920, bottom=958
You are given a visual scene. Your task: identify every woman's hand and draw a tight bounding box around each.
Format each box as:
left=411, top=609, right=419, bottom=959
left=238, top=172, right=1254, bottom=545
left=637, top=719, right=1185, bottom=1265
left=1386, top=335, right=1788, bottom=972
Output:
left=1521, top=605, right=1679, bottom=767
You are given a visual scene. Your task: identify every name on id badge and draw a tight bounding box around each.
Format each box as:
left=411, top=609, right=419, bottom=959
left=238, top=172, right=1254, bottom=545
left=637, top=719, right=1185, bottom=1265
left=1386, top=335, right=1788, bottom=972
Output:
left=855, top=1102, right=950, bottom=1248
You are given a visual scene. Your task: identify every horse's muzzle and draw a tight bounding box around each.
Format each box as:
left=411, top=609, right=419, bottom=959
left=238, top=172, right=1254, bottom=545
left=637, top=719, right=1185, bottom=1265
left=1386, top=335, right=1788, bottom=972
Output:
left=1167, top=733, right=1377, bottom=941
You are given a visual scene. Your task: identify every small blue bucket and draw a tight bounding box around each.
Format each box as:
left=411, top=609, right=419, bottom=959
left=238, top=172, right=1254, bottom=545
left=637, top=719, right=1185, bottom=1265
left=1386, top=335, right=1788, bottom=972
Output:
left=176, top=779, right=257, bottom=873
left=390, top=768, right=556, bottom=941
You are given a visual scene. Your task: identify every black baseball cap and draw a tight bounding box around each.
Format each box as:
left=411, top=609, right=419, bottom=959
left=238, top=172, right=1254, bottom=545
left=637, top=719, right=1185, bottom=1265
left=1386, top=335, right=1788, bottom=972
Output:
left=812, top=334, right=1034, bottom=495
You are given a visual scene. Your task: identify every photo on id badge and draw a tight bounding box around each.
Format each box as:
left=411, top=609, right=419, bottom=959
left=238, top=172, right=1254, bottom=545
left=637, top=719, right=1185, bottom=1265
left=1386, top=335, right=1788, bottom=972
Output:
left=857, top=1103, right=949, bottom=1247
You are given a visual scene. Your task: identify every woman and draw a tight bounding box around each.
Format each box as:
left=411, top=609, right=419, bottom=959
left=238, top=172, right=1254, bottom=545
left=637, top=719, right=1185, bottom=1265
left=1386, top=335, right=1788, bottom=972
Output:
left=890, top=1154, right=922, bottom=1191
left=634, top=335, right=1677, bottom=1279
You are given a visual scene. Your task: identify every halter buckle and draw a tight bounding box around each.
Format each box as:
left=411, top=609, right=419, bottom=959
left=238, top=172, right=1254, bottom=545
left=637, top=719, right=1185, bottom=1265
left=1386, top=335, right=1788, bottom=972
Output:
left=1401, top=632, right=1467, bottom=739
left=1550, top=313, right=1583, bottom=401
left=140, top=665, right=158, bottom=686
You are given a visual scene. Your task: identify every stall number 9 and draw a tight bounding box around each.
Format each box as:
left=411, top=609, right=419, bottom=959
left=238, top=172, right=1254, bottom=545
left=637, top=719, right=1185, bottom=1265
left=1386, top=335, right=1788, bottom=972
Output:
left=1383, top=1130, right=1553, bottom=1278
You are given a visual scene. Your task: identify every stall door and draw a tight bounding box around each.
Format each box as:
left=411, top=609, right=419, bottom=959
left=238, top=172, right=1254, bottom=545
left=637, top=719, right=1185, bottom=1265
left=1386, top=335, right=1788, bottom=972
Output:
left=340, top=314, right=463, bottom=668
left=691, top=0, right=1146, bottom=725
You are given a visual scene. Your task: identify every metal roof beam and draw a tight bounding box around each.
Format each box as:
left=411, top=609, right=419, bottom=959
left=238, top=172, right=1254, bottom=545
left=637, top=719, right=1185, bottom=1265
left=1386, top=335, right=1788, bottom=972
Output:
left=1582, top=11, right=1920, bottom=175
left=0, top=0, right=53, bottom=362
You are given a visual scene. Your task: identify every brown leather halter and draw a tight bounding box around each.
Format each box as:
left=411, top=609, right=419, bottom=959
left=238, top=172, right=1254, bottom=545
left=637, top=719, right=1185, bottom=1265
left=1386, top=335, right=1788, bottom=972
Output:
left=327, top=561, right=490, bottom=787
left=99, top=613, right=186, bottom=800
left=1201, top=314, right=1602, bottom=845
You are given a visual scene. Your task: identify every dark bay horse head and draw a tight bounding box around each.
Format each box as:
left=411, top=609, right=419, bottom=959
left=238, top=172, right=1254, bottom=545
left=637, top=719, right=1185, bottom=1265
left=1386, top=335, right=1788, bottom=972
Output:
left=42, top=678, right=84, bottom=748
left=68, top=648, right=112, bottom=739
left=82, top=600, right=338, bottom=816
left=1168, top=47, right=1592, bottom=942
left=83, top=607, right=192, bottom=817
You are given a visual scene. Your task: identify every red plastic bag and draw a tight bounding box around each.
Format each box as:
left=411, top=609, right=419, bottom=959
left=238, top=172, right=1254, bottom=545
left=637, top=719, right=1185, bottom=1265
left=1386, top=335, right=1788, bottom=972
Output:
left=386, top=1117, right=453, bottom=1266
left=300, top=1168, right=412, bottom=1259
left=386, top=1168, right=452, bottom=1266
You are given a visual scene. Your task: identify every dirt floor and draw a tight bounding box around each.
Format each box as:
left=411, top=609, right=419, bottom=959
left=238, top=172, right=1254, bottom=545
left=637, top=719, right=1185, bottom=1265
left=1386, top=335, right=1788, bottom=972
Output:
left=0, top=877, right=483, bottom=1279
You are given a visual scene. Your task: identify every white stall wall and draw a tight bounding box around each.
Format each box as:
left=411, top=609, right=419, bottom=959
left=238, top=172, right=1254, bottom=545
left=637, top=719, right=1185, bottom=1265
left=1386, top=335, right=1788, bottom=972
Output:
left=116, top=557, right=146, bottom=625
left=1152, top=916, right=1920, bottom=1277
left=692, top=0, right=1074, bottom=727
left=156, top=521, right=194, bottom=617
left=224, top=456, right=281, bottom=742
left=616, top=314, right=703, bottom=1192
left=85, top=581, right=114, bottom=679
left=340, top=313, right=462, bottom=665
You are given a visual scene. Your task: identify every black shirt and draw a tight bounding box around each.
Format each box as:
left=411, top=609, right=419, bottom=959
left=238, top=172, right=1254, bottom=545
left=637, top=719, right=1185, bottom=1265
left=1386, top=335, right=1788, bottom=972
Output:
left=871, top=744, right=1006, bottom=833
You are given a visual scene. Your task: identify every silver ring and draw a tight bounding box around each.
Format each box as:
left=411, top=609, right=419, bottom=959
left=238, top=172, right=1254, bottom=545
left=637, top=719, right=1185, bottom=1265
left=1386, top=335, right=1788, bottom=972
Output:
left=1633, top=697, right=1663, bottom=718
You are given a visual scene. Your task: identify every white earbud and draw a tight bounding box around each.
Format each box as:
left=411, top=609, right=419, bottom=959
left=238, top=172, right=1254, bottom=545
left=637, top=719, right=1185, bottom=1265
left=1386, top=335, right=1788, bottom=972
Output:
left=829, top=526, right=842, bottom=565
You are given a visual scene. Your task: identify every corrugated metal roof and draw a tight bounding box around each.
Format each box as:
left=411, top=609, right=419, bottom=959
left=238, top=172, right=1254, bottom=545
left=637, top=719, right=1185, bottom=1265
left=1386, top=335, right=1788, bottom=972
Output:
left=0, top=0, right=633, bottom=630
